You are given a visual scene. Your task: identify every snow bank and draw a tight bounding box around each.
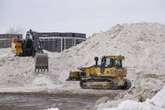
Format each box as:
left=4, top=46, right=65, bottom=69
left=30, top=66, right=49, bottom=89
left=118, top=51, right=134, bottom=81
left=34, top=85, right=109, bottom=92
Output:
left=0, top=48, right=13, bottom=58
left=52, top=23, right=165, bottom=81
left=32, top=74, right=54, bottom=87
left=49, top=23, right=165, bottom=97
left=97, top=86, right=165, bottom=110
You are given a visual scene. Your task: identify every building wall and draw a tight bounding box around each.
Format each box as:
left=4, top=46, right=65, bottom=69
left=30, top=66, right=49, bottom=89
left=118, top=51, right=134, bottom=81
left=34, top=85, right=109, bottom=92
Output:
left=39, top=36, right=86, bottom=52
left=0, top=34, right=22, bottom=48
left=0, top=32, right=86, bottom=52
left=38, top=33, right=86, bottom=52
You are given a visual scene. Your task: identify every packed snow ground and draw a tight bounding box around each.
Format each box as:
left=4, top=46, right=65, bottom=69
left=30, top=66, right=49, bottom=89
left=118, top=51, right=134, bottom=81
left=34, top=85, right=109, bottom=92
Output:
left=0, top=23, right=165, bottom=99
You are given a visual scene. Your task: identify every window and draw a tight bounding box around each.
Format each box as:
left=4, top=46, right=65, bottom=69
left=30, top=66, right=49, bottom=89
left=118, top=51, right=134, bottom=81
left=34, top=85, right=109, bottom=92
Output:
left=101, top=57, right=114, bottom=67
left=114, top=60, right=122, bottom=68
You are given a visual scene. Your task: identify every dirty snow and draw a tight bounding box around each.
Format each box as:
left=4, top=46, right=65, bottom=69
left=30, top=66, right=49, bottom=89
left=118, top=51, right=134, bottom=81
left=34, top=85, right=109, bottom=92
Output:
left=97, top=86, right=165, bottom=110
left=0, top=23, right=165, bottom=99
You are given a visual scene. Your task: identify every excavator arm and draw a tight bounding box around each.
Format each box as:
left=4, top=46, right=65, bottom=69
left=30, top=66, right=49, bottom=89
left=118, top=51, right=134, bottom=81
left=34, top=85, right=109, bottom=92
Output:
left=27, top=29, right=49, bottom=72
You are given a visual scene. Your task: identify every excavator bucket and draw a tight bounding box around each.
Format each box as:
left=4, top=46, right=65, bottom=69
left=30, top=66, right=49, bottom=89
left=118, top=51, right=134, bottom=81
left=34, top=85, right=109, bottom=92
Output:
left=34, top=53, right=48, bottom=72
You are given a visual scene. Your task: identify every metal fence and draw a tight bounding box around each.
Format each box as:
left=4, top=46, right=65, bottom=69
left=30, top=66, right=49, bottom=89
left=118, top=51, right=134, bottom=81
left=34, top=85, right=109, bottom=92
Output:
left=38, top=32, right=86, bottom=52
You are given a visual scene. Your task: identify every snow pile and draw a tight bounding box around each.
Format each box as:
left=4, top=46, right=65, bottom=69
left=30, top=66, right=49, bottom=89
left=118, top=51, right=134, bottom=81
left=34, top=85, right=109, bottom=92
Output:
left=0, top=23, right=165, bottom=97
left=0, top=49, right=34, bottom=87
left=97, top=86, right=165, bottom=110
left=52, top=23, right=165, bottom=80
left=50, top=23, right=165, bottom=97
left=0, top=49, right=60, bottom=89
left=32, top=74, right=54, bottom=87
left=0, top=48, right=13, bottom=58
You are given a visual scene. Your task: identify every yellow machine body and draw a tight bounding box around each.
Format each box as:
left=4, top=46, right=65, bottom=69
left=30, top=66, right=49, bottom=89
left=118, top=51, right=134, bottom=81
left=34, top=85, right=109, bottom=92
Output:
left=80, top=66, right=127, bottom=87
left=67, top=55, right=131, bottom=89
left=11, top=37, right=23, bottom=56
left=15, top=41, right=23, bottom=56
left=11, top=37, right=18, bottom=53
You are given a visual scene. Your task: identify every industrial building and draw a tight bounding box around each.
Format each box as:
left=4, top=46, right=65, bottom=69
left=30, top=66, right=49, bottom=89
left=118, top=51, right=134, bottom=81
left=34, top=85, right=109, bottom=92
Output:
left=35, top=32, right=86, bottom=52
left=0, top=34, right=22, bottom=48
left=0, top=32, right=86, bottom=52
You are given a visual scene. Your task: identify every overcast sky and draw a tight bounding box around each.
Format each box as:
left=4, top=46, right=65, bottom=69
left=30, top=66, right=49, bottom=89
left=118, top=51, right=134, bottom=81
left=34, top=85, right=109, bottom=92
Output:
left=0, top=0, right=165, bottom=34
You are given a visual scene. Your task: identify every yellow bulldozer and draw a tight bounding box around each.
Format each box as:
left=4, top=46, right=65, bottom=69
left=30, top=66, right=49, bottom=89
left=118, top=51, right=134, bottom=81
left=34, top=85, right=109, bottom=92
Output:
left=67, top=55, right=131, bottom=89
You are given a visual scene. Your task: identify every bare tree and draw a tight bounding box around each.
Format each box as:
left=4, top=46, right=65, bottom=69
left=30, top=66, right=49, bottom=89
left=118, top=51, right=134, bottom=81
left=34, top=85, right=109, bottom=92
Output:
left=6, top=27, right=25, bottom=34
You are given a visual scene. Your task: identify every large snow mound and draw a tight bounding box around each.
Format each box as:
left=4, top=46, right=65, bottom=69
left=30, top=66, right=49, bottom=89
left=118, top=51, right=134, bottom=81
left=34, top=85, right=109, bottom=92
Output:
left=52, top=23, right=165, bottom=81
left=50, top=23, right=165, bottom=97
left=0, top=23, right=165, bottom=97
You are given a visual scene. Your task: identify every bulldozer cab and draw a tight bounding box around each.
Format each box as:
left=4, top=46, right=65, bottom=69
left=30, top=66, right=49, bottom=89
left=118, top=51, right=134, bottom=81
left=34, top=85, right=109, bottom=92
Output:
left=97, top=55, right=124, bottom=68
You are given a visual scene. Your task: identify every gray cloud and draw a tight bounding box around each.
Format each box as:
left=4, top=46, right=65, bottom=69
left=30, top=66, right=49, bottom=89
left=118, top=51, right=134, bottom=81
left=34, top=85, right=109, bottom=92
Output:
left=0, top=0, right=165, bottom=34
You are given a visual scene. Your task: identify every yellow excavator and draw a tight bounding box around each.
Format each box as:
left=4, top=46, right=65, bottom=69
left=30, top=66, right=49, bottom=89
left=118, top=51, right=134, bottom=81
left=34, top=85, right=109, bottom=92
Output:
left=67, top=55, right=131, bottom=89
left=11, top=29, right=48, bottom=72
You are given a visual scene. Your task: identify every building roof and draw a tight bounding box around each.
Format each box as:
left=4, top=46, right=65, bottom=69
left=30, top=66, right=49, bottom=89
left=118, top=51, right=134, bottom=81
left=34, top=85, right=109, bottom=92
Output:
left=33, top=32, right=86, bottom=38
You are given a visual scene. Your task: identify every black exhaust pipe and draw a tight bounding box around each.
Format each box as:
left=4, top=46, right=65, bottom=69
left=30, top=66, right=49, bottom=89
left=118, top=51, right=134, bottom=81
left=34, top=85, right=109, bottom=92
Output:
left=94, top=57, right=99, bottom=66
